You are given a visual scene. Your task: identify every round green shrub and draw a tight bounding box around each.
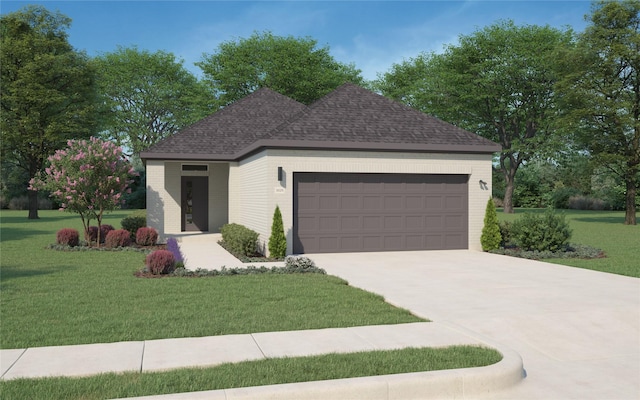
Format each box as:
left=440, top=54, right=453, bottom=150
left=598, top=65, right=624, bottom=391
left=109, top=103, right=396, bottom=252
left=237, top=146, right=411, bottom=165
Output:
left=121, top=212, right=147, bottom=240
left=510, top=209, right=572, bottom=252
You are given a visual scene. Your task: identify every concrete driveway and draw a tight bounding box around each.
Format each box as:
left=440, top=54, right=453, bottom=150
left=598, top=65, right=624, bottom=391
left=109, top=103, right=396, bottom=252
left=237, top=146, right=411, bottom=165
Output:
left=307, top=250, right=640, bottom=400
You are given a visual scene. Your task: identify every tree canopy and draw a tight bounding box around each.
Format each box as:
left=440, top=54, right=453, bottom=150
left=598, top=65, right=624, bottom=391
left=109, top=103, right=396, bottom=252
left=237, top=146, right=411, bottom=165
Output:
left=556, top=0, right=640, bottom=225
left=197, top=31, right=364, bottom=106
left=375, top=21, right=573, bottom=213
left=94, top=47, right=214, bottom=157
left=0, top=5, right=99, bottom=219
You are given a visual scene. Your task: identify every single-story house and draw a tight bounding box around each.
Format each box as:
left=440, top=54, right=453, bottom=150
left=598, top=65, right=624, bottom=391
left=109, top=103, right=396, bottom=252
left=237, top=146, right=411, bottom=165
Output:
left=140, top=83, right=501, bottom=255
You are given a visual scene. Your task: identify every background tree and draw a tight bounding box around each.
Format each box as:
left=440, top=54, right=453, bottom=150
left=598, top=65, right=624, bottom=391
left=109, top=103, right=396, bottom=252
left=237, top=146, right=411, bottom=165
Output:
left=94, top=47, right=214, bottom=157
left=376, top=21, right=573, bottom=213
left=0, top=5, right=99, bottom=219
left=556, top=0, right=640, bottom=225
left=30, top=137, right=136, bottom=245
left=197, top=31, right=364, bottom=106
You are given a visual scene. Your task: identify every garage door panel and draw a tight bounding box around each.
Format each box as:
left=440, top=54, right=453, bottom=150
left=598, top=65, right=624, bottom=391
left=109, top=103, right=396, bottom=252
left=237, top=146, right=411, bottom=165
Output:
left=363, top=196, right=381, bottom=209
left=294, top=173, right=468, bottom=253
left=341, top=216, right=360, bottom=230
left=363, top=216, right=381, bottom=229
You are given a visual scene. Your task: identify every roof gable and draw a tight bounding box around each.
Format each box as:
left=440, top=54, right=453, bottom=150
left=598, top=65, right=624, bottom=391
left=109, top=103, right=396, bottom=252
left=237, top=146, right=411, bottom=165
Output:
left=141, top=88, right=307, bottom=159
left=267, top=83, right=497, bottom=149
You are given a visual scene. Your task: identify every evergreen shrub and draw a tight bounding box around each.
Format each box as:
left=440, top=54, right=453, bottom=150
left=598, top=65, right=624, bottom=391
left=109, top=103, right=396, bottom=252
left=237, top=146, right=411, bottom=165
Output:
left=268, top=205, right=287, bottom=258
left=480, top=198, right=502, bottom=251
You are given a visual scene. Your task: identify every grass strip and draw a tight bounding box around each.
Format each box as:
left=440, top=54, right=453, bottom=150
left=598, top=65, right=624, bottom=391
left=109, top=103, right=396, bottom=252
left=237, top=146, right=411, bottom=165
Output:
left=0, top=346, right=502, bottom=400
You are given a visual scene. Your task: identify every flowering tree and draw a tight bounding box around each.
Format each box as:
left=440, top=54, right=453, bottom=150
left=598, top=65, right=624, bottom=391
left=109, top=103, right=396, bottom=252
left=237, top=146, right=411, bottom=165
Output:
left=30, top=137, right=136, bottom=245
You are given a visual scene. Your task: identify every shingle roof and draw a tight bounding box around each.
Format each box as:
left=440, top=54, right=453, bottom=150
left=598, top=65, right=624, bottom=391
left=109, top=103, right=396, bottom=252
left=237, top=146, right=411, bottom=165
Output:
left=141, top=83, right=500, bottom=161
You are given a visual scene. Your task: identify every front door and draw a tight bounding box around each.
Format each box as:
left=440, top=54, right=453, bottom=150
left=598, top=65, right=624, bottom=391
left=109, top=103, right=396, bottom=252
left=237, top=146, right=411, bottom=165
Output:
left=181, top=176, right=208, bottom=231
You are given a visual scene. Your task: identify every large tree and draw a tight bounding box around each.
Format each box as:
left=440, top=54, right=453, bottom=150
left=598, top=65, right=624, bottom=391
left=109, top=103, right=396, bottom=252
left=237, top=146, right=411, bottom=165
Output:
left=376, top=21, right=573, bottom=213
left=197, top=31, right=364, bottom=106
left=0, top=5, right=99, bottom=219
left=557, top=0, right=639, bottom=225
left=94, top=47, right=213, bottom=157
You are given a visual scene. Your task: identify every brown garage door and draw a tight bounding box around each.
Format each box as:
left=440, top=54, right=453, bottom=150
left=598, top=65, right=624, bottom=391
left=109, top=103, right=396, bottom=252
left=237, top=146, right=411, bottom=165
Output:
left=293, top=173, right=468, bottom=254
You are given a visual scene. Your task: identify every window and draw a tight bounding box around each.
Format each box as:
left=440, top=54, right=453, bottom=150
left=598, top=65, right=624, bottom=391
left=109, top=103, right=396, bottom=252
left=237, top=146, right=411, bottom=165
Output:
left=182, top=164, right=208, bottom=172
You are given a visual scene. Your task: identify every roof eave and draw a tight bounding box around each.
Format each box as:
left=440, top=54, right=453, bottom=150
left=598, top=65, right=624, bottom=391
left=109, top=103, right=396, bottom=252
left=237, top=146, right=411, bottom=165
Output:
left=236, top=139, right=502, bottom=159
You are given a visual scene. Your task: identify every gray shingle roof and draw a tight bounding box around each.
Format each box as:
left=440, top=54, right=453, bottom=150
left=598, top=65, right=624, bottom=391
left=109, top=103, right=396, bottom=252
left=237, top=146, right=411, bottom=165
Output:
left=141, top=83, right=500, bottom=161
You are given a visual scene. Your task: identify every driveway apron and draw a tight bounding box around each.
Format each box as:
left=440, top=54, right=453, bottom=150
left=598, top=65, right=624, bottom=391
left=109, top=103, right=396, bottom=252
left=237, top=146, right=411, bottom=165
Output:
left=308, top=250, right=640, bottom=400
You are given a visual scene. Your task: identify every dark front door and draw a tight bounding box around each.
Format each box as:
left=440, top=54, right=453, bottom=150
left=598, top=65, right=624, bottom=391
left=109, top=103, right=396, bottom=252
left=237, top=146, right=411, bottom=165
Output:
left=181, top=176, right=208, bottom=231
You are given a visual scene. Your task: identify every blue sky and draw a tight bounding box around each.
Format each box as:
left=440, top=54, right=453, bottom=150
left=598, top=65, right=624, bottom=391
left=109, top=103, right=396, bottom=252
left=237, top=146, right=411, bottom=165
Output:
left=1, top=1, right=592, bottom=80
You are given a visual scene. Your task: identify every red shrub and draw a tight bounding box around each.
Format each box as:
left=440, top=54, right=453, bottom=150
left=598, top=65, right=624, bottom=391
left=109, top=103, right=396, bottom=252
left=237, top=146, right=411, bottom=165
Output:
left=87, top=225, right=115, bottom=244
left=145, top=250, right=176, bottom=275
left=105, top=229, right=132, bottom=248
left=57, top=228, right=80, bottom=247
left=136, top=227, right=158, bottom=246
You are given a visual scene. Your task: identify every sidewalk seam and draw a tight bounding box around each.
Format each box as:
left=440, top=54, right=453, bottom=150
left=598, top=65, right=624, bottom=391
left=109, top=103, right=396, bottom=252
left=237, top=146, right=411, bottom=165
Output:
left=0, top=348, right=27, bottom=379
left=250, top=334, right=268, bottom=360
left=139, top=342, right=146, bottom=373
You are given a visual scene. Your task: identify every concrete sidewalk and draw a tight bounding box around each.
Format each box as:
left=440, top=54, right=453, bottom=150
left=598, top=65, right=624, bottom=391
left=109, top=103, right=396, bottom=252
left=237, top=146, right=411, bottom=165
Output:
left=0, top=323, right=524, bottom=399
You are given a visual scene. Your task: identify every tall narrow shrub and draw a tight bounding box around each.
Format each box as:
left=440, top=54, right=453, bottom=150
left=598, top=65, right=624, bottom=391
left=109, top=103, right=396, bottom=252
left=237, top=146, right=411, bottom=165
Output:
left=481, top=197, right=502, bottom=251
left=268, top=205, right=287, bottom=258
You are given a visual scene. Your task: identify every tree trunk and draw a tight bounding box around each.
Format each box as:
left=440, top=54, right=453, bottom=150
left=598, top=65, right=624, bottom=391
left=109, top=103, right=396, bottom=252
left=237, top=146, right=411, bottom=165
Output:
left=27, top=190, right=39, bottom=219
left=624, top=176, right=637, bottom=225
left=502, top=168, right=516, bottom=214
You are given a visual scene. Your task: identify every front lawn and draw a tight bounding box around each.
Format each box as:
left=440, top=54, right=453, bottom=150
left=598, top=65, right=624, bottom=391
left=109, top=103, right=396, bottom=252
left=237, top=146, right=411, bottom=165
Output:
left=0, top=210, right=423, bottom=349
left=497, top=209, right=639, bottom=278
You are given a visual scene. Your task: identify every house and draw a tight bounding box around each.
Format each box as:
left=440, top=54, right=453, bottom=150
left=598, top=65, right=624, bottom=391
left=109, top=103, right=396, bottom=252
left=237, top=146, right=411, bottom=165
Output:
left=140, top=83, right=501, bottom=255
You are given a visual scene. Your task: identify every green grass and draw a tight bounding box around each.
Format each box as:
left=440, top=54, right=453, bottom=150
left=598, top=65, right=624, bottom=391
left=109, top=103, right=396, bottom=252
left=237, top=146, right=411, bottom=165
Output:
left=497, top=209, right=639, bottom=278
left=0, top=210, right=423, bottom=349
left=0, top=346, right=502, bottom=400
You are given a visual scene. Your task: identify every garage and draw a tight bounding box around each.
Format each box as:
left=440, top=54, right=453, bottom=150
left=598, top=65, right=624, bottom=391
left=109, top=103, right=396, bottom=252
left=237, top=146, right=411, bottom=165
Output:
left=293, top=172, right=469, bottom=254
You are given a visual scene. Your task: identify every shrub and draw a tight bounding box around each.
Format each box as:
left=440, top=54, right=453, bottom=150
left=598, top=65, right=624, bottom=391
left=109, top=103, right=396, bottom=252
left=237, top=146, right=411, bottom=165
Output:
left=510, top=209, right=572, bottom=252
left=481, top=198, right=502, bottom=251
left=88, top=225, right=115, bottom=244
left=121, top=211, right=147, bottom=240
left=7, top=195, right=52, bottom=210
left=499, top=221, right=514, bottom=247
left=136, top=227, right=158, bottom=246
left=551, top=187, right=581, bottom=209
left=166, top=237, right=185, bottom=268
left=568, top=195, right=609, bottom=210
left=220, top=223, right=259, bottom=256
left=146, top=250, right=176, bottom=275
left=283, top=256, right=324, bottom=273
left=105, top=229, right=132, bottom=248
left=56, top=228, right=80, bottom=247
left=268, top=206, right=287, bottom=258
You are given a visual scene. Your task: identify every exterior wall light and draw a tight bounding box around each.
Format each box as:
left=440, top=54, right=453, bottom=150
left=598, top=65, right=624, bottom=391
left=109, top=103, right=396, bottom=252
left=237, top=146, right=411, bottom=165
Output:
left=278, top=166, right=284, bottom=182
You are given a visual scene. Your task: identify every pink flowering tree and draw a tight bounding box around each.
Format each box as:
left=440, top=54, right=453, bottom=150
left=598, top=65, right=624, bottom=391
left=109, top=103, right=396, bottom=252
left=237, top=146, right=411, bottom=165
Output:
left=30, top=137, right=137, bottom=245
